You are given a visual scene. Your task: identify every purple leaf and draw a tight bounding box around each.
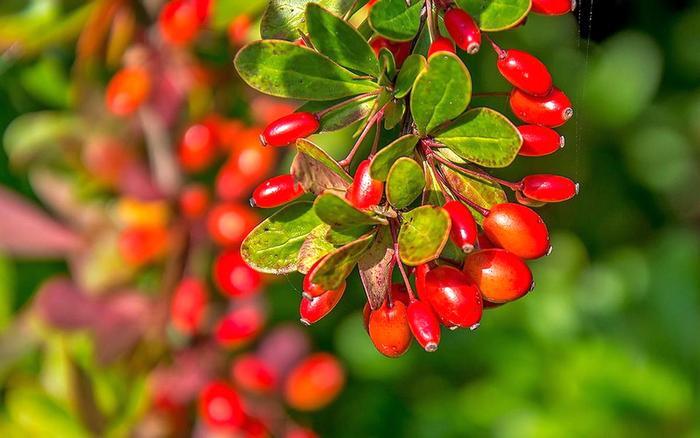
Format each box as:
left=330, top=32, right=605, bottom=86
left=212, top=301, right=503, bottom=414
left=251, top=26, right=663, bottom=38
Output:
left=34, top=277, right=96, bottom=330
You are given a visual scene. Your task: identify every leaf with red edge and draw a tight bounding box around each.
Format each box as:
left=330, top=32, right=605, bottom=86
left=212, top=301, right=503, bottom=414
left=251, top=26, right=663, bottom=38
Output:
left=358, top=226, right=395, bottom=310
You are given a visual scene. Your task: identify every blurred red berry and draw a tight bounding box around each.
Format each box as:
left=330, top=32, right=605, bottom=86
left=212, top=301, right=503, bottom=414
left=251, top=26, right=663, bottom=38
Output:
left=213, top=249, right=262, bottom=297
left=284, top=353, right=345, bottom=411
left=106, top=66, right=151, bottom=116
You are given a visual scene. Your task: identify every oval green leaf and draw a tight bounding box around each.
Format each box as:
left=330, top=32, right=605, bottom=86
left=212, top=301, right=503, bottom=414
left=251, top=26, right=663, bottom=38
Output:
left=297, top=224, right=335, bottom=274
left=455, top=0, right=532, bottom=32
left=260, top=0, right=357, bottom=40
left=394, top=54, right=427, bottom=98
left=368, top=0, right=423, bottom=42
left=435, top=107, right=522, bottom=168
left=234, top=40, right=379, bottom=101
left=369, top=134, right=419, bottom=180
left=310, top=232, right=376, bottom=289
left=292, top=139, right=352, bottom=195
left=314, top=192, right=388, bottom=228
left=386, top=157, right=425, bottom=209
left=411, top=52, right=472, bottom=136
left=398, top=206, right=451, bottom=266
left=241, top=202, right=322, bottom=274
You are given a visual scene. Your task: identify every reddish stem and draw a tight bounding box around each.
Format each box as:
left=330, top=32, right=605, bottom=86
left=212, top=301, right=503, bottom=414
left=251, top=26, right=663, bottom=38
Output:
left=339, top=103, right=388, bottom=169
left=389, top=219, right=417, bottom=301
left=485, top=33, right=507, bottom=59
left=430, top=151, right=521, bottom=190
left=316, top=91, right=381, bottom=118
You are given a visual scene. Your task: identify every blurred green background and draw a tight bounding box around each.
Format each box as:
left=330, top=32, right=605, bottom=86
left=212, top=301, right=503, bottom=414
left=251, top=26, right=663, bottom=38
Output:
left=2, top=0, right=700, bottom=437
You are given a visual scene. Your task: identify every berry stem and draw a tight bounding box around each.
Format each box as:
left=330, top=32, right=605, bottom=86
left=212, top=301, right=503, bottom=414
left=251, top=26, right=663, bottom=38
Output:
left=389, top=219, right=417, bottom=301
left=339, top=102, right=388, bottom=169
left=316, top=91, right=381, bottom=118
left=429, top=150, right=521, bottom=190
left=429, top=160, right=490, bottom=216
left=485, top=33, right=506, bottom=59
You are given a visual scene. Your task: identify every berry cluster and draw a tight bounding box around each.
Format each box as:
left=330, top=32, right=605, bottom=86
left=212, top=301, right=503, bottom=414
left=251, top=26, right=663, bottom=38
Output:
left=236, top=0, right=578, bottom=357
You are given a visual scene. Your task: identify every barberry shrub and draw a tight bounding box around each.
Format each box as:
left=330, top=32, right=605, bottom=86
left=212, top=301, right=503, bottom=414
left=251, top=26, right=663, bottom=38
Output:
left=236, top=0, right=577, bottom=357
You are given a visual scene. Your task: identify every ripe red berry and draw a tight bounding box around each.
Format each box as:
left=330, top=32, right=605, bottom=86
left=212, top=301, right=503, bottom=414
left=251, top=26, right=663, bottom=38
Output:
left=414, top=263, right=431, bottom=300
left=520, top=174, right=578, bottom=203
left=106, top=67, right=151, bottom=116
left=170, top=277, right=207, bottom=334
left=251, top=174, right=305, bottom=208
left=214, top=249, right=262, bottom=297
left=299, top=285, right=346, bottom=325
left=532, top=0, right=576, bottom=15
left=407, top=300, right=441, bottom=352
left=177, top=123, right=218, bottom=172
left=362, top=302, right=371, bottom=332
left=179, top=184, right=210, bottom=219
left=424, top=266, right=482, bottom=329
left=444, top=8, right=481, bottom=54
left=368, top=300, right=412, bottom=357
left=517, top=125, right=564, bottom=157
left=231, top=354, right=277, bottom=394
left=428, top=37, right=456, bottom=57
left=260, top=112, right=320, bottom=147
left=389, top=283, right=411, bottom=306
left=214, top=305, right=264, bottom=348
left=207, top=203, right=259, bottom=247
left=483, top=203, right=550, bottom=259
left=510, top=87, right=573, bottom=128
left=497, top=49, right=553, bottom=97
left=284, top=353, right=345, bottom=411
left=346, top=159, right=384, bottom=210
left=463, top=249, right=533, bottom=303
left=159, top=0, right=200, bottom=46
left=199, top=381, right=246, bottom=430
left=370, top=37, right=412, bottom=67
left=303, top=258, right=347, bottom=299
left=443, top=200, right=478, bottom=252
left=477, top=232, right=496, bottom=250
left=227, top=14, right=251, bottom=46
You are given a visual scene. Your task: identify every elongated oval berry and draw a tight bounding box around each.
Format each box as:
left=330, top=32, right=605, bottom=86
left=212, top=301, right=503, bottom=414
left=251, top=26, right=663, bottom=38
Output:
left=179, top=184, right=209, bottom=219
left=251, top=174, right=305, bottom=208
left=521, top=174, right=578, bottom=203
left=483, top=203, right=550, bottom=259
left=464, top=249, right=533, bottom=303
left=444, top=8, right=481, bottom=54
left=231, top=354, right=277, bottom=394
left=424, top=266, right=482, bottom=329
left=303, top=258, right=346, bottom=299
left=532, top=0, right=575, bottom=15
left=284, top=353, right=345, bottom=411
left=369, top=300, right=411, bottom=357
left=207, top=203, right=259, bottom=247
left=510, top=87, right=573, bottom=128
left=443, top=200, right=478, bottom=252
left=415, top=263, right=431, bottom=300
left=214, top=249, right=262, bottom=297
left=407, top=300, right=441, bottom=352
left=370, top=37, right=411, bottom=67
left=497, top=49, right=553, bottom=97
left=346, top=159, right=384, bottom=210
left=428, top=37, right=456, bottom=57
left=518, top=125, right=564, bottom=157
left=261, top=112, right=319, bottom=147
left=214, top=305, right=264, bottom=348
left=177, top=122, right=218, bottom=172
left=199, top=381, right=246, bottom=430
left=159, top=0, right=200, bottom=46
left=389, top=283, right=410, bottom=306
left=170, top=277, right=207, bottom=334
left=106, top=67, right=151, bottom=116
left=299, top=285, right=346, bottom=325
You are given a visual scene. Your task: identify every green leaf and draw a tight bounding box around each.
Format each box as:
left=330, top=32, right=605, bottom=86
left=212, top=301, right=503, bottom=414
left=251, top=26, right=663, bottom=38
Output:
left=398, top=206, right=451, bottom=266
left=369, top=0, right=423, bottom=41
left=292, top=139, right=352, bottom=195
left=422, top=161, right=446, bottom=205
left=326, top=224, right=373, bottom=245
left=411, top=52, right=472, bottom=135
left=378, top=48, right=397, bottom=80
left=455, top=0, right=532, bottom=32
left=358, top=226, right=395, bottom=310
left=241, top=202, right=322, bottom=274
left=235, top=40, right=379, bottom=101
left=394, top=54, right=427, bottom=98
left=299, top=96, right=377, bottom=132
left=440, top=165, right=507, bottom=223
left=384, top=99, right=406, bottom=129
left=6, top=389, right=89, bottom=437
left=297, top=224, right=336, bottom=274
left=0, top=253, right=15, bottom=331
left=212, top=0, right=268, bottom=29
left=314, top=192, right=388, bottom=228
left=370, top=134, right=419, bottom=180
left=435, top=107, right=522, bottom=168
left=310, top=232, right=376, bottom=289
left=260, top=0, right=357, bottom=40
left=386, top=158, right=425, bottom=209
left=306, top=4, right=380, bottom=76
left=3, top=112, right=85, bottom=167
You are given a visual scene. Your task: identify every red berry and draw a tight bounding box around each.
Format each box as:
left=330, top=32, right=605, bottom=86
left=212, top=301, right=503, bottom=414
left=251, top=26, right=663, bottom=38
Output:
left=415, top=263, right=431, bottom=300
left=260, top=112, right=320, bottom=147
left=227, top=14, right=251, bottom=45
left=346, top=159, right=383, bottom=210
left=284, top=353, right=345, bottom=411
left=428, top=37, right=456, bottom=57
left=368, top=300, right=411, bottom=357
left=241, top=417, right=268, bottom=438
left=370, top=37, right=412, bottom=67
left=231, top=354, right=277, bottom=394
left=214, top=305, right=264, bottom=347
left=207, top=203, right=259, bottom=247
left=407, top=300, right=441, bottom=352
left=106, top=67, right=151, bottom=116
left=510, top=87, right=573, bottom=128
left=251, top=174, right=305, bottom=208
left=483, top=203, right=550, bottom=259
left=177, top=123, right=218, bottom=172
left=199, top=381, right=246, bottom=430
left=521, top=174, right=578, bottom=203
left=179, top=184, right=210, bottom=219
left=303, top=258, right=347, bottom=299
left=532, top=0, right=575, bottom=15
left=299, top=285, right=346, bottom=325
left=159, top=0, right=200, bottom=46
left=444, top=8, right=481, bottom=54
left=443, top=200, right=478, bottom=252
left=477, top=232, right=495, bottom=250
left=362, top=302, right=371, bottom=332
left=517, top=125, right=564, bottom=157
left=170, top=277, right=207, bottom=334
left=424, top=266, right=482, bottom=329
left=497, top=49, right=553, bottom=97
left=214, top=249, right=262, bottom=297
left=118, top=225, right=168, bottom=266
left=389, top=283, right=411, bottom=306
left=463, top=249, right=533, bottom=303
left=193, top=0, right=211, bottom=23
